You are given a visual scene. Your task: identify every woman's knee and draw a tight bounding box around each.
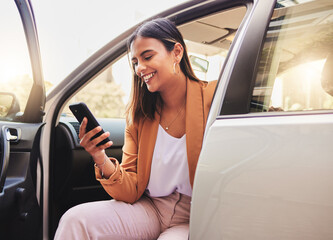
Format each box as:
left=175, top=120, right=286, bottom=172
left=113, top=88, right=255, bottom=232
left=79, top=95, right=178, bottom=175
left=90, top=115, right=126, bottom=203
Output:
left=54, top=203, right=96, bottom=240
left=158, top=224, right=189, bottom=240
left=59, top=204, right=86, bottom=226
left=56, top=198, right=162, bottom=240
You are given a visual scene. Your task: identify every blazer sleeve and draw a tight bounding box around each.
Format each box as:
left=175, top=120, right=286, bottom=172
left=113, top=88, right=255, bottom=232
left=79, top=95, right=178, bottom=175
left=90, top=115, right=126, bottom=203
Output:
left=95, top=123, right=140, bottom=204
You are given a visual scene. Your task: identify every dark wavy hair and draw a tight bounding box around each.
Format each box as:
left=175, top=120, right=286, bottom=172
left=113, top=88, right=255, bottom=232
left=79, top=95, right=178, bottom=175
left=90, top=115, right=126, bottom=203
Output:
left=126, top=18, right=199, bottom=125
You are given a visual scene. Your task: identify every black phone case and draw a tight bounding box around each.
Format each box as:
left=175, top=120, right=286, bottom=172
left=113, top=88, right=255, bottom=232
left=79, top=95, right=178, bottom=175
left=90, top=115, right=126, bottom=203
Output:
left=69, top=102, right=111, bottom=146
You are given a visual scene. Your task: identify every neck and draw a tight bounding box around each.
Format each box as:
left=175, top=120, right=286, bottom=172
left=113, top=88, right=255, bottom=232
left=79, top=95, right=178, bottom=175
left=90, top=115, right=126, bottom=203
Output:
left=160, top=73, right=187, bottom=110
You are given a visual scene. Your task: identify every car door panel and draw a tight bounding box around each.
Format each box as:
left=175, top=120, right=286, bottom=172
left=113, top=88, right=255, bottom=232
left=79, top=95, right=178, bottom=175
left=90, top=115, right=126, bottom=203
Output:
left=192, top=113, right=333, bottom=239
left=53, top=119, right=124, bottom=201
left=0, top=123, right=43, bottom=239
left=0, top=0, right=45, bottom=238
left=49, top=117, right=125, bottom=237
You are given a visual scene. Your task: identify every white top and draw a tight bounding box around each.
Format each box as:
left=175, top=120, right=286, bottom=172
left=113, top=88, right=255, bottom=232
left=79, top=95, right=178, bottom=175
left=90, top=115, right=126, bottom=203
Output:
left=146, top=124, right=192, bottom=197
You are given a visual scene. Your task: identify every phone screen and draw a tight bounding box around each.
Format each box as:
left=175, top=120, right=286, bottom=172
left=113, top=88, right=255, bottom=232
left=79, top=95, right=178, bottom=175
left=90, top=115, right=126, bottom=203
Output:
left=69, top=102, right=111, bottom=146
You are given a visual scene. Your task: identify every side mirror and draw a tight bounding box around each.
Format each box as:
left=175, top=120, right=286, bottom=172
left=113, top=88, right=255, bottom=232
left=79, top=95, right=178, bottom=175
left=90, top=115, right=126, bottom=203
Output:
left=0, top=92, right=20, bottom=119
left=190, top=55, right=209, bottom=73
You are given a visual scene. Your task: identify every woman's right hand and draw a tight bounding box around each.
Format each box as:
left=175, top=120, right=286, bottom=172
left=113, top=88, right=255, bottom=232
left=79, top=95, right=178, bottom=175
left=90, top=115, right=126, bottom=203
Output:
left=79, top=117, right=113, bottom=165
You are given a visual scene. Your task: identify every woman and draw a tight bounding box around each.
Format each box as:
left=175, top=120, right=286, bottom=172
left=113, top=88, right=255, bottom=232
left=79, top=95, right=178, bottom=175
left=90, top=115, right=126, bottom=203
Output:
left=55, top=18, right=216, bottom=239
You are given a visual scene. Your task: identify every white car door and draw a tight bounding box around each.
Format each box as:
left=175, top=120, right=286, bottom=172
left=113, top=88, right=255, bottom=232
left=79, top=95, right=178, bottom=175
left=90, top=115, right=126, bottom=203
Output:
left=191, top=0, right=333, bottom=239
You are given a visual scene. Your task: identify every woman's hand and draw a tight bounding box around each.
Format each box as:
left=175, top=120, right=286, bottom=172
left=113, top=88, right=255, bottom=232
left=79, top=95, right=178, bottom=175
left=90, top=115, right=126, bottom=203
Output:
left=79, top=117, right=113, bottom=165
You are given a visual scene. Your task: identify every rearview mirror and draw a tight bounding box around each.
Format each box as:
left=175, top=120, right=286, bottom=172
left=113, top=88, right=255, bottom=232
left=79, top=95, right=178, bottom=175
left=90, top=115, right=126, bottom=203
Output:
left=190, top=55, right=209, bottom=73
left=0, top=92, right=20, bottom=119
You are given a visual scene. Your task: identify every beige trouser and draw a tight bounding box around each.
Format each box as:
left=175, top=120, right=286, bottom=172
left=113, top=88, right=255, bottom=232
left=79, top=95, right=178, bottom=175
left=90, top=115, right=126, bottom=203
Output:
left=54, top=191, right=191, bottom=240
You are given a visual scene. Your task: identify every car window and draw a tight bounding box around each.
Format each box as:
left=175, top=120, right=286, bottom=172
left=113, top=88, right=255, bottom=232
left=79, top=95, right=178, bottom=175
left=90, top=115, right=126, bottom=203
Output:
left=62, top=6, right=247, bottom=119
left=63, top=54, right=131, bottom=118
left=251, top=0, right=333, bottom=113
left=0, top=1, right=34, bottom=121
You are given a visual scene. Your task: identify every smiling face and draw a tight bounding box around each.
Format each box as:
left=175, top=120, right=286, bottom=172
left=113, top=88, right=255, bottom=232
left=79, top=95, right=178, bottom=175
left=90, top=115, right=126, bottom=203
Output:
left=130, top=36, right=175, bottom=93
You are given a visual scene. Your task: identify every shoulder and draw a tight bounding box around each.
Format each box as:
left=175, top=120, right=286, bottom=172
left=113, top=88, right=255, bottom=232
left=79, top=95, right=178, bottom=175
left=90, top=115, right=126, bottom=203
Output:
left=199, top=79, right=217, bottom=111
left=190, top=79, right=217, bottom=98
left=205, top=80, right=217, bottom=100
left=201, top=79, right=217, bottom=92
left=189, top=79, right=217, bottom=90
left=186, top=78, right=217, bottom=111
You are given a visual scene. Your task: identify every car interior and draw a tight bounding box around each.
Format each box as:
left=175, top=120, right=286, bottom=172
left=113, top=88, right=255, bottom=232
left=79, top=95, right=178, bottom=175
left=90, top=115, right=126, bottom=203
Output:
left=49, top=5, right=247, bottom=237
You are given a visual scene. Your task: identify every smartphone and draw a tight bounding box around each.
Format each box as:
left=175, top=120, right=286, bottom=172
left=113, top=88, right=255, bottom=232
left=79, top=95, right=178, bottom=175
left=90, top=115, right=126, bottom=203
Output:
left=69, top=102, right=111, bottom=146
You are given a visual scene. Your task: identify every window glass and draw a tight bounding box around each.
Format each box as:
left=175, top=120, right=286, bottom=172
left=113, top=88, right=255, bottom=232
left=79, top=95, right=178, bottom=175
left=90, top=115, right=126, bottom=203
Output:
left=63, top=55, right=132, bottom=118
left=0, top=1, right=33, bottom=121
left=251, top=0, right=333, bottom=113
left=63, top=6, right=247, bottom=119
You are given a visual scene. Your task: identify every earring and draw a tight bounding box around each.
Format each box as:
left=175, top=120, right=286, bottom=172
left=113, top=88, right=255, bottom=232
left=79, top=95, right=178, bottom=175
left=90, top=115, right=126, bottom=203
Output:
left=173, top=62, right=177, bottom=74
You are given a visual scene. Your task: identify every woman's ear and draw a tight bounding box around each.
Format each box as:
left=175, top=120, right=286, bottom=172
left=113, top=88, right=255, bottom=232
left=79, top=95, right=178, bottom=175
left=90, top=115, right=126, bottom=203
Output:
left=173, top=42, right=184, bottom=63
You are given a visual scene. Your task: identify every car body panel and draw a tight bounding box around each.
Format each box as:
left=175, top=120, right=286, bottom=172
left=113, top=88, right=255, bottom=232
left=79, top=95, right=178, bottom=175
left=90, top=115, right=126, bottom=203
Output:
left=192, top=113, right=333, bottom=239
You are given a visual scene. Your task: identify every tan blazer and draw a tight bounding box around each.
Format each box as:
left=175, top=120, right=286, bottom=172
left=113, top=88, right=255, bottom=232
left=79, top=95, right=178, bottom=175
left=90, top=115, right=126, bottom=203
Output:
left=96, top=78, right=217, bottom=203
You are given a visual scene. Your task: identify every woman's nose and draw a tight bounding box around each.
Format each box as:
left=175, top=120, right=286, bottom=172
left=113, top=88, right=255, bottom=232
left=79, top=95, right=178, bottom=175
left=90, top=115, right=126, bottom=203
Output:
left=135, top=62, right=146, bottom=76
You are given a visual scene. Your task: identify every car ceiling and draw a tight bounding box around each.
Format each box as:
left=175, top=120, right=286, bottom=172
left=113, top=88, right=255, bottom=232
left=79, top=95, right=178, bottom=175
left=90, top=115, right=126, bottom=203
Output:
left=178, top=6, right=247, bottom=56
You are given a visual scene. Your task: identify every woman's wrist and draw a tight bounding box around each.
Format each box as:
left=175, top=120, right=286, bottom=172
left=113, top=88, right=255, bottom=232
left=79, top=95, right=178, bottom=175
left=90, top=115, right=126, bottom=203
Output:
left=95, top=156, right=107, bottom=177
left=95, top=154, right=116, bottom=179
left=92, top=150, right=107, bottom=165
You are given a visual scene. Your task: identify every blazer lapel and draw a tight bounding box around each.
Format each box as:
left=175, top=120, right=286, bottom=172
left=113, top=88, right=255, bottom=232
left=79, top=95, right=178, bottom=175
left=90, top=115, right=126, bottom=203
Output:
left=137, top=112, right=160, bottom=196
left=185, top=78, right=205, bottom=187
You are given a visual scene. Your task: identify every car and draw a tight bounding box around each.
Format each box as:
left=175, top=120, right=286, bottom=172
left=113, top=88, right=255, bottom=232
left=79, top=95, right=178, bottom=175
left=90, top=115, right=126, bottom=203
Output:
left=1, top=0, right=332, bottom=239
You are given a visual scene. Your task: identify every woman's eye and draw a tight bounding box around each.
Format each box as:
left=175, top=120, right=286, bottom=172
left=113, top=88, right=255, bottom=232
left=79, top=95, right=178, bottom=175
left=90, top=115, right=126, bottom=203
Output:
left=145, top=55, right=152, bottom=60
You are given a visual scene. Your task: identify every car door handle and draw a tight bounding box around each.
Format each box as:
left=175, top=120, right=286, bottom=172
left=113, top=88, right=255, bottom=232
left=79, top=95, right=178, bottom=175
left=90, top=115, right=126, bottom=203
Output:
left=5, top=127, right=21, bottom=143
left=0, top=126, right=11, bottom=192
left=6, top=130, right=18, bottom=141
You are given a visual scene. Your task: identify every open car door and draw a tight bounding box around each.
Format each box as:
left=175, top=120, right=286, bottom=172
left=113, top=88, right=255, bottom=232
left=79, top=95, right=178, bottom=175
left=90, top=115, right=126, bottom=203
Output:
left=0, top=0, right=45, bottom=239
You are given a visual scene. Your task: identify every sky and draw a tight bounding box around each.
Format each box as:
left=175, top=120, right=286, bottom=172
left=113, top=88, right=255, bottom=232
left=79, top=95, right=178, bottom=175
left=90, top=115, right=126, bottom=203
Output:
left=32, top=0, right=188, bottom=85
